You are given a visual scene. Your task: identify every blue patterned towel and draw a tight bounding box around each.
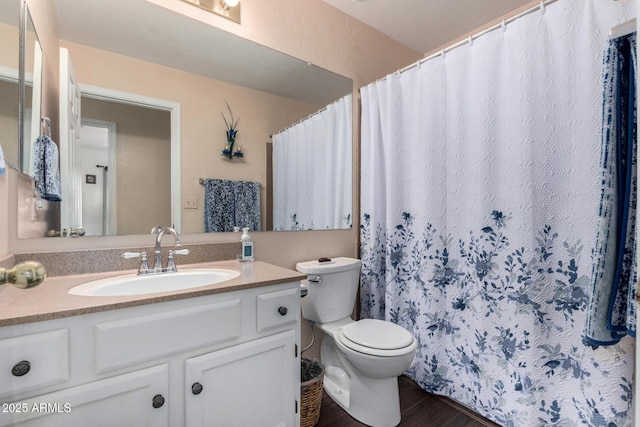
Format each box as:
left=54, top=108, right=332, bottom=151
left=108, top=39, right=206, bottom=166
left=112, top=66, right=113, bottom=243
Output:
left=234, top=180, right=261, bottom=232
left=33, top=135, right=62, bottom=201
left=204, top=179, right=261, bottom=232
left=585, top=33, right=637, bottom=346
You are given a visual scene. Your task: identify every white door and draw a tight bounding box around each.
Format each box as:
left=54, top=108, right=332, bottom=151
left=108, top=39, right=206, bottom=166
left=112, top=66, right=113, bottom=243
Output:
left=0, top=365, right=169, bottom=427
left=59, top=47, right=82, bottom=233
left=185, top=331, right=298, bottom=427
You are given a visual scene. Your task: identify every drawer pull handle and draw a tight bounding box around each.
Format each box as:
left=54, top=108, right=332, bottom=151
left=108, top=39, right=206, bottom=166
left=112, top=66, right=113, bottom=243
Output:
left=152, top=394, right=165, bottom=409
left=11, top=361, right=30, bottom=377
left=278, top=306, right=288, bottom=316
left=192, top=382, right=204, bottom=395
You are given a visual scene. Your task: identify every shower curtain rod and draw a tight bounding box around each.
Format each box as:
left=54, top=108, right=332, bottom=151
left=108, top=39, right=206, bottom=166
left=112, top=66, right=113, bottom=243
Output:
left=371, top=0, right=560, bottom=85
left=609, top=18, right=636, bottom=39
left=270, top=106, right=328, bottom=138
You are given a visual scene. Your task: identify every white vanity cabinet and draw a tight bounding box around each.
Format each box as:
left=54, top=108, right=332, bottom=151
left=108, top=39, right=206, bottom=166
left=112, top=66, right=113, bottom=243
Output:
left=185, top=330, right=297, bottom=427
left=0, top=281, right=300, bottom=427
left=0, top=365, right=170, bottom=427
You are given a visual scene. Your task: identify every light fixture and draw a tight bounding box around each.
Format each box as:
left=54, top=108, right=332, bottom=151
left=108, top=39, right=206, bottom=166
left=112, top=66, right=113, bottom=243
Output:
left=180, top=0, right=241, bottom=24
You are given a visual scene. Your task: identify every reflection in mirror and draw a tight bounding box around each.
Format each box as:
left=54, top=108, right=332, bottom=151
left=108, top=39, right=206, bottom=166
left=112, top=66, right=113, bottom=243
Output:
left=80, top=96, right=171, bottom=236
left=18, top=0, right=353, bottom=239
left=0, top=0, right=20, bottom=168
left=0, top=0, right=43, bottom=174
left=20, top=5, right=42, bottom=177
left=271, top=94, right=352, bottom=231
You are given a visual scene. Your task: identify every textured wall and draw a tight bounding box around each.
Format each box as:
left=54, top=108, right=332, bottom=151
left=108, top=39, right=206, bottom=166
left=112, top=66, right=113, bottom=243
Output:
left=148, top=0, right=422, bottom=89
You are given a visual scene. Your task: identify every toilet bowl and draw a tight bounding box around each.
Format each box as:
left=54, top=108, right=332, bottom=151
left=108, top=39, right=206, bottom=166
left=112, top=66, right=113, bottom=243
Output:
left=296, top=258, right=417, bottom=427
left=335, top=319, right=417, bottom=379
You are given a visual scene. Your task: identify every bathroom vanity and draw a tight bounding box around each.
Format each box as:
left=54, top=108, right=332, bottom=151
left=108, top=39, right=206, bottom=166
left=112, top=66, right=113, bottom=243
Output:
left=0, top=261, right=303, bottom=427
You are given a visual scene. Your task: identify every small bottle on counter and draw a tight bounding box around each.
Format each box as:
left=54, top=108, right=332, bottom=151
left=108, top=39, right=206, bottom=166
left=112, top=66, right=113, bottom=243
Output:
left=240, top=227, right=254, bottom=262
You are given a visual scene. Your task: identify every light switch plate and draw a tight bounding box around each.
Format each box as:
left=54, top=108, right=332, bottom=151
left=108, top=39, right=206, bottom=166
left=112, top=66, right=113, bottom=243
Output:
left=184, top=196, right=198, bottom=209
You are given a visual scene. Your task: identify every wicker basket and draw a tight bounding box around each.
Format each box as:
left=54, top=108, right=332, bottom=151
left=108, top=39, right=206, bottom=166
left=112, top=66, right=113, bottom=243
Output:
left=300, top=358, right=324, bottom=427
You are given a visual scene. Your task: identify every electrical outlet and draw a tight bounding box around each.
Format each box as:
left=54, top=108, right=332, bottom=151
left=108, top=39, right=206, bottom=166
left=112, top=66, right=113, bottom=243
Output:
left=184, top=196, right=198, bottom=209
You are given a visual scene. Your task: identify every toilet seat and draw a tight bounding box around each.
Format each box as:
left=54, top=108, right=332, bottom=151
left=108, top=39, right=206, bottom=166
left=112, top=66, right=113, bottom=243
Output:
left=337, top=319, right=415, bottom=357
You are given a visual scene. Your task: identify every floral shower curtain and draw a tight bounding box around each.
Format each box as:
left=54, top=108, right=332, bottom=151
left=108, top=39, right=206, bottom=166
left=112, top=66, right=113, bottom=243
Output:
left=272, top=94, right=352, bottom=230
left=359, top=1, right=635, bottom=425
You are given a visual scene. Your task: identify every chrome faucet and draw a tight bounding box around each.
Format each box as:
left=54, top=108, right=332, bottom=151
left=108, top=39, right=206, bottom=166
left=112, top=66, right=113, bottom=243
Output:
left=153, top=226, right=180, bottom=270
left=123, top=226, right=189, bottom=275
left=152, top=226, right=189, bottom=273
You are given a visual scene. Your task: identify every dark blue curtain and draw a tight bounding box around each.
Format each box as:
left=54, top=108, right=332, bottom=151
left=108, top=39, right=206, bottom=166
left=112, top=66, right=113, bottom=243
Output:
left=585, top=32, right=637, bottom=346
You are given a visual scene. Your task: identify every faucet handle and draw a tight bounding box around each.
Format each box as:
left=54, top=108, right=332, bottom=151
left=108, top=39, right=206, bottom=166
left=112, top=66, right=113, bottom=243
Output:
left=122, top=252, right=150, bottom=275
left=166, top=249, right=189, bottom=273
left=122, top=252, right=145, bottom=259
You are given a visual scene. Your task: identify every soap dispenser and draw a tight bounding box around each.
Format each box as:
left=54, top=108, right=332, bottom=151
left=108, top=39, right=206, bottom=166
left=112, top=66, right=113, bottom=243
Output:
left=240, top=227, right=254, bottom=261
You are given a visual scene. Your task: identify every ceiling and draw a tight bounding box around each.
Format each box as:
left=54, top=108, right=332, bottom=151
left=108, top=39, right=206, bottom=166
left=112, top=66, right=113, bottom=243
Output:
left=322, top=0, right=536, bottom=54
left=22, top=0, right=539, bottom=103
left=49, top=0, right=351, bottom=106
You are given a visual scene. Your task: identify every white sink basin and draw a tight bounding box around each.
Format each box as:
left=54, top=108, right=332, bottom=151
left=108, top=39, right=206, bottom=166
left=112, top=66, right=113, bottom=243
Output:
left=69, top=268, right=241, bottom=297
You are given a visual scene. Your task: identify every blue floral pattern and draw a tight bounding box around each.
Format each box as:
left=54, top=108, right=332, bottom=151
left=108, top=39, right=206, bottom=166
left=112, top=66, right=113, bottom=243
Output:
left=360, top=210, right=633, bottom=426
left=274, top=212, right=352, bottom=231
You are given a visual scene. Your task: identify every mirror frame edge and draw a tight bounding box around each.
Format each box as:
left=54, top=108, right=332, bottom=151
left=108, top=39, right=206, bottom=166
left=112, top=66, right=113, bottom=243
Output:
left=16, top=0, right=42, bottom=178
left=17, top=0, right=26, bottom=168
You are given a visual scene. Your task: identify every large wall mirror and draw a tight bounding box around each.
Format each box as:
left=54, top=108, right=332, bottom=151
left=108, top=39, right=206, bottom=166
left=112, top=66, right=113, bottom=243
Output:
left=16, top=0, right=353, bottom=239
left=20, top=1, right=42, bottom=176
left=0, top=1, right=20, bottom=169
left=0, top=0, right=41, bottom=172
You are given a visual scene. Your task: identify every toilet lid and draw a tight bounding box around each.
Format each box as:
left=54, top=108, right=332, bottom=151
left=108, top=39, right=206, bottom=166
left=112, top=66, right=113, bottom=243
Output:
left=340, top=319, right=414, bottom=351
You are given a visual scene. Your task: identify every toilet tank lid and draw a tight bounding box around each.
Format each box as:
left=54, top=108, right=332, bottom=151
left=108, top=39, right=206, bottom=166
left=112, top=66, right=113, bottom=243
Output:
left=296, top=257, right=361, bottom=274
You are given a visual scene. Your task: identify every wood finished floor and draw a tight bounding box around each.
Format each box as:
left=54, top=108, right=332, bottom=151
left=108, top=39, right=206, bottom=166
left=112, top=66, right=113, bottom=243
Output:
left=316, top=376, right=500, bottom=427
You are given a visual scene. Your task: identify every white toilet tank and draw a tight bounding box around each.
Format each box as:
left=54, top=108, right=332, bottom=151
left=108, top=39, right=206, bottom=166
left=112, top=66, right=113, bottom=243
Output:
left=296, top=257, right=361, bottom=324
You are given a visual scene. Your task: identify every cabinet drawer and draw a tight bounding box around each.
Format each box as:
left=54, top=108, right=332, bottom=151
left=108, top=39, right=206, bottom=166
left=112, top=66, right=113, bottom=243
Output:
left=96, top=299, right=241, bottom=373
left=0, top=329, right=69, bottom=399
left=257, top=288, right=298, bottom=333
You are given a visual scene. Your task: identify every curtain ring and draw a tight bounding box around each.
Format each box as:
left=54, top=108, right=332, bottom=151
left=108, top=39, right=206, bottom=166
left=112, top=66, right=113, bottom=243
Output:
left=540, top=1, right=546, bottom=15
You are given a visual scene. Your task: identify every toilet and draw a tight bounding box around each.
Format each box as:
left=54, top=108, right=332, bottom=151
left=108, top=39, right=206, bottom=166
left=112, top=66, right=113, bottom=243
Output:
left=296, top=257, right=416, bottom=427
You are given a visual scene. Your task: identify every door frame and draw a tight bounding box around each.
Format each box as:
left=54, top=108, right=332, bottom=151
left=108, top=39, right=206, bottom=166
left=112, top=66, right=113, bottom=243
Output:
left=79, top=83, right=182, bottom=233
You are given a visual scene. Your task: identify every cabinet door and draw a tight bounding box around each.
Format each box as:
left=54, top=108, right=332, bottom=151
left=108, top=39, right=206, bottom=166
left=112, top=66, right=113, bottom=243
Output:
left=185, top=330, right=298, bottom=427
left=0, top=365, right=168, bottom=427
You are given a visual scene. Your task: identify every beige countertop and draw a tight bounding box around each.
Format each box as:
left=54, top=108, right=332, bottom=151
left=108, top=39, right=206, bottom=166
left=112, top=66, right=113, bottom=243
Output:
left=0, top=260, right=305, bottom=327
